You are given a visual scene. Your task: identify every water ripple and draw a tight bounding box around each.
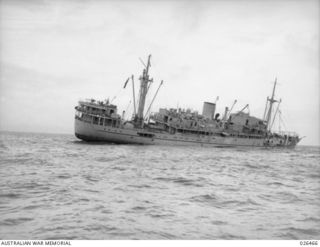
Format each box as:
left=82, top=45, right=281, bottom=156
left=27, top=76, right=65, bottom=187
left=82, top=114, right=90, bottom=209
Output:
left=0, top=131, right=319, bottom=239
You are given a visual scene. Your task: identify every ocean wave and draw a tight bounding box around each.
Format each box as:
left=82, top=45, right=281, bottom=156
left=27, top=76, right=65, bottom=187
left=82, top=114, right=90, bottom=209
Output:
left=274, top=191, right=302, bottom=203
left=0, top=192, right=22, bottom=199
left=280, top=227, right=320, bottom=237
left=22, top=204, right=44, bottom=210
left=95, top=157, right=121, bottom=162
left=190, top=194, right=262, bottom=210
left=56, top=174, right=71, bottom=179
left=128, top=184, right=152, bottom=189
left=218, top=233, right=246, bottom=240
left=82, top=174, right=100, bottom=182
left=297, top=216, right=320, bottom=222
left=211, top=220, right=227, bottom=225
left=267, top=181, right=285, bottom=186
left=1, top=217, right=33, bottom=226
left=1, top=132, right=319, bottom=239
left=131, top=206, right=146, bottom=211
left=308, top=173, right=320, bottom=179
left=83, top=224, right=118, bottom=232
left=154, top=176, right=206, bottom=187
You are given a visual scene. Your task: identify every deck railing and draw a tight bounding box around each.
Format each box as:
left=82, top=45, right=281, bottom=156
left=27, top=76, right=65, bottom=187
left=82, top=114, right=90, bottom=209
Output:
left=274, top=131, right=299, bottom=137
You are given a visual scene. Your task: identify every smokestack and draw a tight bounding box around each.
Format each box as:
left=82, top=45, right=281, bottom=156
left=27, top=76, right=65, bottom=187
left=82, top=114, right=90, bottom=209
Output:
left=202, top=102, right=216, bottom=120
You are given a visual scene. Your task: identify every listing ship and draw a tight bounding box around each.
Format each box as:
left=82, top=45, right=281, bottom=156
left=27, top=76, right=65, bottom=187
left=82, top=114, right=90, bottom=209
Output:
left=74, top=55, right=301, bottom=147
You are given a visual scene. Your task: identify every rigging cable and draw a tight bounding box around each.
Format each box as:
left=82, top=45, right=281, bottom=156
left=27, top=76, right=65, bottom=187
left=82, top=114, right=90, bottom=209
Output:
left=270, top=99, right=281, bottom=131
left=124, top=100, right=132, bottom=120
left=144, top=80, right=164, bottom=120
left=278, top=110, right=281, bottom=132
left=278, top=110, right=288, bottom=132
left=111, top=82, right=127, bottom=103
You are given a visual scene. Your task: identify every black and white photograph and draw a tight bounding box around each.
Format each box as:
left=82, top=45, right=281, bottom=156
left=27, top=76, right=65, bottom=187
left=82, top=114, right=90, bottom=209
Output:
left=0, top=0, right=319, bottom=244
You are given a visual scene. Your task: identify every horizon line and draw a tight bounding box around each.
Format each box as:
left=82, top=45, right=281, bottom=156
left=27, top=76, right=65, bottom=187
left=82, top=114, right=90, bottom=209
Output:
left=0, top=129, right=319, bottom=147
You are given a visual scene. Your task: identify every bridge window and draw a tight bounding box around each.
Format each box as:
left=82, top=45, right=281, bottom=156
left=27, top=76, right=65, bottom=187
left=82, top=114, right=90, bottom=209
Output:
left=93, top=117, right=99, bottom=124
left=137, top=132, right=154, bottom=138
left=99, top=118, right=104, bottom=125
left=105, top=119, right=112, bottom=126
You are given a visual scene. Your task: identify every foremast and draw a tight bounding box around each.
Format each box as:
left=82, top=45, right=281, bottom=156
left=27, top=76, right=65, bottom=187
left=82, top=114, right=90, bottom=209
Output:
left=135, top=55, right=153, bottom=127
left=265, top=78, right=278, bottom=131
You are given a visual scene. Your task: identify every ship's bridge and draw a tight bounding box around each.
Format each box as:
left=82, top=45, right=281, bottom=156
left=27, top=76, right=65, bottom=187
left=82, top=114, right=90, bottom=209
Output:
left=76, top=99, right=118, bottom=116
left=75, top=99, right=121, bottom=128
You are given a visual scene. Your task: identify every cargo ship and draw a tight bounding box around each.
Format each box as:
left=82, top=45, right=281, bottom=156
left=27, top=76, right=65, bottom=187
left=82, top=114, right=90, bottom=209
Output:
left=74, top=55, right=301, bottom=147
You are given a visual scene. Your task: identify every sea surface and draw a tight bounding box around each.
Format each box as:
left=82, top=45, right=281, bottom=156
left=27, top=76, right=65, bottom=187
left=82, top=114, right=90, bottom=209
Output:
left=0, top=131, right=319, bottom=240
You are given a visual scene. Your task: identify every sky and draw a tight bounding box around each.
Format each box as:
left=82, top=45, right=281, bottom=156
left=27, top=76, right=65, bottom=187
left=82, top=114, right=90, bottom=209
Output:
left=0, top=0, right=319, bottom=145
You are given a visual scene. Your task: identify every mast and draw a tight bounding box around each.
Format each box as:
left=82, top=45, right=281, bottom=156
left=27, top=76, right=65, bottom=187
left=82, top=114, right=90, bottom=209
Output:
left=263, top=97, right=269, bottom=120
left=131, top=75, right=136, bottom=116
left=266, top=78, right=278, bottom=131
left=136, top=55, right=152, bottom=127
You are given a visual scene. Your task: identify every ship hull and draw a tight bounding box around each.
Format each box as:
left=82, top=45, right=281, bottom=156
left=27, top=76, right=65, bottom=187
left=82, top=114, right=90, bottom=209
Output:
left=74, top=118, right=283, bottom=147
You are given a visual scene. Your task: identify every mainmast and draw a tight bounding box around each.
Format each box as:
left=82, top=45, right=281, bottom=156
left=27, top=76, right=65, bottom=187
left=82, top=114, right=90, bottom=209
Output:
left=265, top=78, right=278, bottom=131
left=136, top=55, right=152, bottom=127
